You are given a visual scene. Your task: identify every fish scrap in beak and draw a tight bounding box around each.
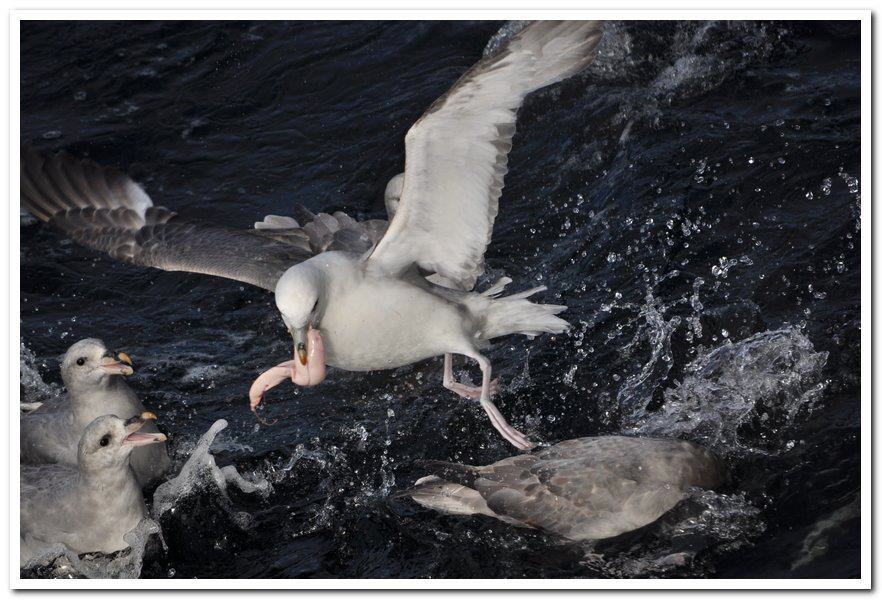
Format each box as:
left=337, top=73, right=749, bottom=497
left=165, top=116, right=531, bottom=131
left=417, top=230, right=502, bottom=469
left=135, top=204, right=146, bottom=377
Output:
left=248, top=327, right=327, bottom=415
left=99, top=352, right=134, bottom=376
left=123, top=412, right=166, bottom=446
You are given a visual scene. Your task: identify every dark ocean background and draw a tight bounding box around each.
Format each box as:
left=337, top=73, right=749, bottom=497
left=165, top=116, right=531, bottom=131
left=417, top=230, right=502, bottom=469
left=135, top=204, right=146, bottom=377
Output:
left=20, top=20, right=861, bottom=579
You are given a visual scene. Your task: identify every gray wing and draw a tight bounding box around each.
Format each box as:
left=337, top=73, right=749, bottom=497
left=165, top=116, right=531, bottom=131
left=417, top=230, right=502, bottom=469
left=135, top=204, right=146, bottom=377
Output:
left=22, top=147, right=312, bottom=292
left=368, top=21, right=604, bottom=290
left=20, top=464, right=77, bottom=524
left=20, top=407, right=78, bottom=465
left=20, top=463, right=87, bottom=552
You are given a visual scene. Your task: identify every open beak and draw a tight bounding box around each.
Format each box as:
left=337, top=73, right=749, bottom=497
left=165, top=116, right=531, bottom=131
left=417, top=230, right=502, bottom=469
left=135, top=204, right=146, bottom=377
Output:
left=99, top=352, right=134, bottom=376
left=123, top=411, right=166, bottom=446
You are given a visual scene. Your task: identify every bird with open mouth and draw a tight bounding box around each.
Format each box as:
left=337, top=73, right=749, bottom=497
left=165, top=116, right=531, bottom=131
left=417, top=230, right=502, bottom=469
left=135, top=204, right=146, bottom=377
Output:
left=20, top=338, right=170, bottom=486
left=20, top=412, right=167, bottom=565
left=20, top=21, right=604, bottom=450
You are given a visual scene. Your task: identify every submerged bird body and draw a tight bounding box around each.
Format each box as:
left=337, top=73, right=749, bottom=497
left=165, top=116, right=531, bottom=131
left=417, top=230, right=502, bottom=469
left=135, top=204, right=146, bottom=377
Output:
left=407, top=436, right=728, bottom=541
left=20, top=339, right=170, bottom=486
left=21, top=21, right=604, bottom=449
left=20, top=414, right=166, bottom=564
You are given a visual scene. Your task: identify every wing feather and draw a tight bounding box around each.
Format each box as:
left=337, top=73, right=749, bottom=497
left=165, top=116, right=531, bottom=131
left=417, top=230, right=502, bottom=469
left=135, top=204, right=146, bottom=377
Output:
left=21, top=147, right=310, bottom=291
left=368, top=21, right=604, bottom=289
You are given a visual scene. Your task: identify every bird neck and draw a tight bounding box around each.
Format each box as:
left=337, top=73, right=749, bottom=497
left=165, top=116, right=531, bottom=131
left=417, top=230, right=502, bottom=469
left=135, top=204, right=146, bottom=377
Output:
left=77, top=461, right=141, bottom=500
left=71, top=377, right=133, bottom=428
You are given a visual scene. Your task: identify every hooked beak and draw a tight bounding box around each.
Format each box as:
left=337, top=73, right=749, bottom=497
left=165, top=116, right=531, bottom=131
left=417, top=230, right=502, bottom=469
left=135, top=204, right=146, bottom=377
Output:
left=293, top=327, right=308, bottom=365
left=123, top=412, right=166, bottom=446
left=99, top=352, right=134, bottom=376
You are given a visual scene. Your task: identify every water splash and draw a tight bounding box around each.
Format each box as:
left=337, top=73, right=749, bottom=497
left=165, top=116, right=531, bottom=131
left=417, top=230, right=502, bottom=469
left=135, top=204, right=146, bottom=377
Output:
left=153, top=419, right=272, bottom=522
left=630, top=327, right=828, bottom=455
left=584, top=489, right=765, bottom=577
left=617, top=289, right=681, bottom=424
left=482, top=21, right=530, bottom=57
left=20, top=517, right=164, bottom=579
left=20, top=341, right=62, bottom=409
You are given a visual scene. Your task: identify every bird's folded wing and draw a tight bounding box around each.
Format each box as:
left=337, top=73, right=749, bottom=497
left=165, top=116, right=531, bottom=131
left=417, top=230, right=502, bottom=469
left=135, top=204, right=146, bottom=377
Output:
left=367, top=20, right=604, bottom=290
left=22, top=147, right=311, bottom=291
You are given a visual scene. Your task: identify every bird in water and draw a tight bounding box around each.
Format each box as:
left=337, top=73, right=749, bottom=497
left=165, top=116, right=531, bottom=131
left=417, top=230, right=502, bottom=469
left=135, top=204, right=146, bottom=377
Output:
left=20, top=339, right=170, bottom=486
left=20, top=21, right=604, bottom=450
left=20, top=413, right=166, bottom=565
left=405, top=435, right=728, bottom=541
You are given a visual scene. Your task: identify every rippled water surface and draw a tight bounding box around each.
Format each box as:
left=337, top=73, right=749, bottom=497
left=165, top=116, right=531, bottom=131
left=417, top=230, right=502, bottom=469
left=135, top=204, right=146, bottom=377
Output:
left=20, top=20, right=861, bottom=579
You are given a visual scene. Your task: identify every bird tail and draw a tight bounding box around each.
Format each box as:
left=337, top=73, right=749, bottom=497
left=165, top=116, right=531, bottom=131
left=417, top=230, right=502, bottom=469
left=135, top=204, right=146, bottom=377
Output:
left=471, top=279, right=569, bottom=341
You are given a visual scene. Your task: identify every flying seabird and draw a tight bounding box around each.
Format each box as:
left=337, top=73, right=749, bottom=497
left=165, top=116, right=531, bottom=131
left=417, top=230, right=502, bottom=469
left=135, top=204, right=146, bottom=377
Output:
left=19, top=413, right=166, bottom=565
left=20, top=21, right=604, bottom=450
left=20, top=339, right=170, bottom=486
left=405, top=436, right=728, bottom=541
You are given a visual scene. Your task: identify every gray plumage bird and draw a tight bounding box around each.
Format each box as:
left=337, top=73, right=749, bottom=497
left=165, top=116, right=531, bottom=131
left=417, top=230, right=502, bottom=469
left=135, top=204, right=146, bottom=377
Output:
left=21, top=21, right=605, bottom=450
left=406, top=435, right=728, bottom=541
left=20, top=339, right=170, bottom=486
left=20, top=414, right=166, bottom=565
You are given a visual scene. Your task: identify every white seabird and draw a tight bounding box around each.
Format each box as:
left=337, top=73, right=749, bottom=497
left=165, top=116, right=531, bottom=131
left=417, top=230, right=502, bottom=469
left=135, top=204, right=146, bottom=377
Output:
left=405, top=436, right=728, bottom=541
left=21, top=21, right=604, bottom=450
left=20, top=413, right=166, bottom=565
left=20, top=339, right=170, bottom=486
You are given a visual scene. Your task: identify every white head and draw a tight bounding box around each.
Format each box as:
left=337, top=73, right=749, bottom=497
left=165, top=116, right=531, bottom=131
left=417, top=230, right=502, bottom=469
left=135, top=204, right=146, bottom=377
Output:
left=76, top=413, right=166, bottom=474
left=275, top=265, right=325, bottom=362
left=60, top=338, right=134, bottom=396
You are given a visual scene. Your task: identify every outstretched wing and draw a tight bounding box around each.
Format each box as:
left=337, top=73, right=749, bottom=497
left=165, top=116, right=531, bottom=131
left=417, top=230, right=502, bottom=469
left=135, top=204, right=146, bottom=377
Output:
left=368, top=21, right=604, bottom=290
left=21, top=147, right=311, bottom=291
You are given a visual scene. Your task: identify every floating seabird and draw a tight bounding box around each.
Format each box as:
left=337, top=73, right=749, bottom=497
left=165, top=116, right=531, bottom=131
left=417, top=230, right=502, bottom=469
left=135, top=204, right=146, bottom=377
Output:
left=405, top=436, right=728, bottom=541
left=20, top=339, right=170, bottom=486
left=19, top=413, right=166, bottom=564
left=20, top=21, right=604, bottom=449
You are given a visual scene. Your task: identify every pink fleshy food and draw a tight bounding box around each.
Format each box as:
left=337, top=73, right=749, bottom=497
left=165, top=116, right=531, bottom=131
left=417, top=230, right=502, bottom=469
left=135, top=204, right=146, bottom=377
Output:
left=248, top=328, right=327, bottom=414
left=293, top=328, right=326, bottom=386
left=249, top=360, right=294, bottom=411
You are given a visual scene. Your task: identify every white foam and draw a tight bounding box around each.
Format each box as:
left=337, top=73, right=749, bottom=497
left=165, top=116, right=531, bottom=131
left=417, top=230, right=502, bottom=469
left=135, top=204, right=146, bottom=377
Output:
left=631, top=327, right=828, bottom=455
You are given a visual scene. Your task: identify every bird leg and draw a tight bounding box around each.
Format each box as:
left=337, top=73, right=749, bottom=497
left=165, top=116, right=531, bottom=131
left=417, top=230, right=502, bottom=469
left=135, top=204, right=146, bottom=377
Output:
left=460, top=353, right=534, bottom=451
left=442, top=353, right=499, bottom=399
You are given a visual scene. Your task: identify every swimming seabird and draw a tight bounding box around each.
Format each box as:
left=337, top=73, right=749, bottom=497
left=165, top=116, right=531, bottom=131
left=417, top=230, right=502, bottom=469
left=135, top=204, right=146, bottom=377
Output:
left=405, top=436, right=728, bottom=541
left=20, top=21, right=604, bottom=449
left=20, top=338, right=170, bottom=486
left=20, top=413, right=166, bottom=564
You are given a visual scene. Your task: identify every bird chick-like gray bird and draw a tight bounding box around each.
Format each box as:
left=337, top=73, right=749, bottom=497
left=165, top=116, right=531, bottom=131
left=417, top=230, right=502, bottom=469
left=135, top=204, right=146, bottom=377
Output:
left=406, top=436, right=728, bottom=541
left=20, top=413, right=166, bottom=565
left=20, top=21, right=605, bottom=450
left=20, top=339, right=170, bottom=486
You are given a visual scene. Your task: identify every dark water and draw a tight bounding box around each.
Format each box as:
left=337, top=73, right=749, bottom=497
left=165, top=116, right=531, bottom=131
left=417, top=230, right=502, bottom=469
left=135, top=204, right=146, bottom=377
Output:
left=20, top=21, right=861, bottom=579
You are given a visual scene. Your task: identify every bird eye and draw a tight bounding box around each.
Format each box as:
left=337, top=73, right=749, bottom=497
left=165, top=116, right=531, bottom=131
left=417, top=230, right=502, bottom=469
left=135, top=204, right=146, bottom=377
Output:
left=76, top=357, right=86, bottom=366
left=99, top=434, right=110, bottom=447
